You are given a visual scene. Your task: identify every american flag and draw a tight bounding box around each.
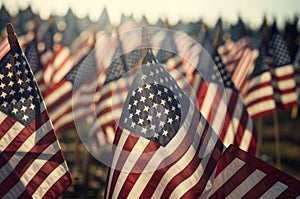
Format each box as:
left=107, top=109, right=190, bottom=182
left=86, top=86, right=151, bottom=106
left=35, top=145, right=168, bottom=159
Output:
left=0, top=41, right=71, bottom=198
left=244, top=44, right=276, bottom=118
left=194, top=49, right=257, bottom=154
left=25, top=36, right=74, bottom=133
left=218, top=18, right=258, bottom=97
left=209, top=144, right=300, bottom=198
left=105, top=48, right=224, bottom=198
left=267, top=22, right=298, bottom=109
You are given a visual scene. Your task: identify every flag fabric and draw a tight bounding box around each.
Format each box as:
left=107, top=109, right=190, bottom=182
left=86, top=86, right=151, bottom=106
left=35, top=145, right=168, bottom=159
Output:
left=267, top=22, right=298, bottom=109
left=244, top=44, right=276, bottom=118
left=194, top=48, right=257, bottom=154
left=294, top=44, right=300, bottom=103
left=0, top=41, right=71, bottom=198
left=105, top=48, right=224, bottom=198
left=208, top=144, right=300, bottom=198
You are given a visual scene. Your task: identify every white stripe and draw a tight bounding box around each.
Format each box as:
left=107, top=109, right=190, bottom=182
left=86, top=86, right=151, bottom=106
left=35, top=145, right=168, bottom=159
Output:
left=245, top=86, right=274, bottom=105
left=274, top=65, right=294, bottom=77
left=239, top=117, right=253, bottom=152
left=32, top=162, right=69, bottom=199
left=247, top=100, right=276, bottom=117
left=226, top=169, right=266, bottom=199
left=0, top=121, right=24, bottom=150
left=246, top=72, right=272, bottom=89
left=209, top=158, right=246, bottom=196
left=277, top=79, right=296, bottom=90
left=0, top=112, right=6, bottom=124
left=200, top=84, right=218, bottom=118
left=260, top=181, right=288, bottom=198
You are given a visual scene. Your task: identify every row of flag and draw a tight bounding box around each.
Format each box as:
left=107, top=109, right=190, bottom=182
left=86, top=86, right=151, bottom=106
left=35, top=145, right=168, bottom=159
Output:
left=0, top=11, right=299, bottom=198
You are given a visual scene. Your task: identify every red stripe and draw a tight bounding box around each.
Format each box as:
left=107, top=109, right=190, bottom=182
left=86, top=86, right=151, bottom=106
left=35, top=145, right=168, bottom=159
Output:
left=41, top=172, right=72, bottom=199
left=246, top=95, right=274, bottom=108
left=246, top=81, right=272, bottom=94
left=206, top=85, right=224, bottom=124
left=197, top=81, right=208, bottom=109
left=0, top=116, right=16, bottom=139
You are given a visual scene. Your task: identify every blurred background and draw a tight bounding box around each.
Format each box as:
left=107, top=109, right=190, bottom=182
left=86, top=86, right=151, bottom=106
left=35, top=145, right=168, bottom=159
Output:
left=0, top=0, right=299, bottom=198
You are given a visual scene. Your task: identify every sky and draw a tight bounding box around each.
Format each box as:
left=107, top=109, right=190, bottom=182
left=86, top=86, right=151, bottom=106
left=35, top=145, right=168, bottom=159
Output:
left=1, top=0, right=300, bottom=29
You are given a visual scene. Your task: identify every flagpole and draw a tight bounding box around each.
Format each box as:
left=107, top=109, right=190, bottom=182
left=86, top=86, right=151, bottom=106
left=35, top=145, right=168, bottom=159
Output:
left=255, top=117, right=263, bottom=157
left=290, top=105, right=298, bottom=119
left=7, top=23, right=18, bottom=48
left=141, top=26, right=150, bottom=59
left=273, top=110, right=282, bottom=169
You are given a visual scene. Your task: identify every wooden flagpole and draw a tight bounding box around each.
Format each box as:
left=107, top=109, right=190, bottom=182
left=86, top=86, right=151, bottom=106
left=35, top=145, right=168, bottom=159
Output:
left=255, top=117, right=263, bottom=157
left=290, top=105, right=298, bottom=119
left=7, top=23, right=18, bottom=48
left=273, top=110, right=282, bottom=169
left=141, top=26, right=150, bottom=59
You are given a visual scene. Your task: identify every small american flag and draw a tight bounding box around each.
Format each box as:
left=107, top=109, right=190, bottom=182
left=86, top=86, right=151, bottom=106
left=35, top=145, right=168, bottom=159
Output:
left=267, top=22, right=298, bottom=109
left=209, top=144, right=300, bottom=198
left=194, top=49, right=257, bottom=154
left=0, top=42, right=71, bottom=198
left=105, top=49, right=224, bottom=198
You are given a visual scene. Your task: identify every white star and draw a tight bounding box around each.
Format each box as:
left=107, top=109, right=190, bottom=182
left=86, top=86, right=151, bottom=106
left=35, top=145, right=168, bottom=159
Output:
left=175, top=115, right=180, bottom=121
left=133, top=100, right=138, bottom=106
left=168, top=97, right=172, bottom=102
left=20, top=97, right=26, bottom=103
left=27, top=86, right=33, bottom=92
left=156, top=111, right=162, bottom=118
left=140, top=96, right=146, bottom=102
left=11, top=99, right=17, bottom=104
left=15, top=61, right=20, bottom=68
left=136, top=109, right=141, bottom=115
left=128, top=104, right=132, bottom=110
left=153, top=103, right=158, bottom=109
left=1, top=92, right=7, bottom=98
left=124, top=118, right=128, bottom=123
left=7, top=72, right=13, bottom=78
left=167, top=118, right=173, bottom=124
left=8, top=81, right=14, bottom=87
left=137, top=87, right=143, bottom=93
left=153, top=133, right=159, bottom=139
left=0, top=74, right=4, bottom=80
left=147, top=115, right=152, bottom=121
left=158, top=90, right=162, bottom=96
left=12, top=108, right=18, bottom=114
left=0, top=83, right=5, bottom=89
left=29, top=104, right=35, bottom=110
left=150, top=124, right=155, bottom=130
left=141, top=128, right=147, bottom=134
left=21, top=105, right=27, bottom=112
left=131, top=122, right=136, bottom=128
left=10, top=90, right=15, bottom=95
left=159, top=121, right=165, bottom=127
left=19, top=88, right=24, bottom=94
left=16, top=70, right=22, bottom=76
left=162, top=130, right=168, bottom=136
left=22, top=114, right=29, bottom=121
left=150, top=71, right=154, bottom=76
left=28, top=95, right=34, bottom=101
left=138, top=118, right=144, bottom=124
left=25, top=78, right=30, bottom=83
left=143, top=106, right=149, bottom=112
left=164, top=87, right=168, bottom=93
left=145, top=83, right=151, bottom=89
left=164, top=109, right=169, bottom=115
left=160, top=99, right=166, bottom=106
left=129, top=113, right=133, bottom=119
left=149, top=93, right=154, bottom=99
left=132, top=90, right=136, bottom=96
left=17, top=79, right=23, bottom=85
left=2, top=101, right=8, bottom=107
left=6, top=63, right=12, bottom=69
left=141, top=75, right=147, bottom=80
left=14, top=53, right=19, bottom=59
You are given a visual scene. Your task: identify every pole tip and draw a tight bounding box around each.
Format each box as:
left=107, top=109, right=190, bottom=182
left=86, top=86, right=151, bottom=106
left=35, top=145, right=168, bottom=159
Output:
left=6, top=23, right=18, bottom=48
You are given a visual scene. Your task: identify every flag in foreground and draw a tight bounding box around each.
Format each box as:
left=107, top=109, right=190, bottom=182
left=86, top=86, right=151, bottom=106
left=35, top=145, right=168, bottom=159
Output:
left=0, top=40, right=71, bottom=197
left=105, top=49, right=224, bottom=198
left=209, top=144, right=300, bottom=198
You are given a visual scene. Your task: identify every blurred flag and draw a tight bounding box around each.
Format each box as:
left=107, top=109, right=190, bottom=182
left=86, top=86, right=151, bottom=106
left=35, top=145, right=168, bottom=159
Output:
left=267, top=22, right=298, bottom=109
left=209, top=144, right=300, bottom=198
left=0, top=39, right=71, bottom=198
left=194, top=48, right=257, bottom=154
left=244, top=43, right=276, bottom=118
left=218, top=18, right=258, bottom=97
left=294, top=43, right=300, bottom=103
left=25, top=36, right=74, bottom=133
left=105, top=49, right=224, bottom=198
